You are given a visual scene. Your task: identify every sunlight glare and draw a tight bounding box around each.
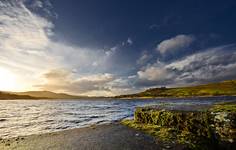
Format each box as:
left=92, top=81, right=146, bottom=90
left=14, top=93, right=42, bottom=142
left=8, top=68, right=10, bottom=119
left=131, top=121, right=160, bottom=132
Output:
left=0, top=67, right=17, bottom=91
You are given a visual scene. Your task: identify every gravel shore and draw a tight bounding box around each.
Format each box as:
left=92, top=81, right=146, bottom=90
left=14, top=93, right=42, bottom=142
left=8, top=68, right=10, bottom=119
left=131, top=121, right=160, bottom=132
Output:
left=0, top=123, right=179, bottom=150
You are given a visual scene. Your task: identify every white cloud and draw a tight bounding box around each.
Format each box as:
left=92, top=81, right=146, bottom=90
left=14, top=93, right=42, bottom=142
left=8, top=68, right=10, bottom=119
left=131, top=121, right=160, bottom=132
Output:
left=0, top=0, right=118, bottom=93
left=37, top=69, right=134, bottom=96
left=38, top=69, right=114, bottom=94
left=0, top=0, right=58, bottom=91
left=137, top=60, right=171, bottom=82
left=166, top=45, right=236, bottom=83
left=138, top=66, right=168, bottom=81
left=37, top=69, right=140, bottom=96
left=0, top=1, right=53, bottom=50
left=137, top=44, right=236, bottom=87
left=157, top=34, right=195, bottom=54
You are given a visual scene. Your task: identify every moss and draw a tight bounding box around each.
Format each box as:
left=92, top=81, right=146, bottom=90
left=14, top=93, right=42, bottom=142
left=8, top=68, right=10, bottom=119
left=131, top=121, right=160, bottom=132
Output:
left=122, top=117, right=217, bottom=149
left=123, top=103, right=236, bottom=149
left=121, top=119, right=162, bottom=137
left=121, top=119, right=175, bottom=141
left=135, top=108, right=213, bottom=132
left=209, top=103, right=236, bottom=145
left=210, top=103, right=236, bottom=113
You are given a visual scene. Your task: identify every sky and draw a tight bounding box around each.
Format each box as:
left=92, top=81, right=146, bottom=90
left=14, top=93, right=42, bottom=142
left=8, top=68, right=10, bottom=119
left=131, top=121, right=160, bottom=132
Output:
left=0, top=0, right=236, bottom=96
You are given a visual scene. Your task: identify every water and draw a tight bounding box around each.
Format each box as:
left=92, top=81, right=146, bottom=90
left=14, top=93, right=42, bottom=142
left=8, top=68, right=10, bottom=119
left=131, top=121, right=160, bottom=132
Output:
left=0, top=96, right=236, bottom=139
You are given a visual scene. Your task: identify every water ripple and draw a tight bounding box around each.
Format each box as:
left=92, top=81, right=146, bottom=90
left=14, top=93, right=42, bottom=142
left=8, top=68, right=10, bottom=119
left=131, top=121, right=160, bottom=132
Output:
left=0, top=96, right=236, bottom=138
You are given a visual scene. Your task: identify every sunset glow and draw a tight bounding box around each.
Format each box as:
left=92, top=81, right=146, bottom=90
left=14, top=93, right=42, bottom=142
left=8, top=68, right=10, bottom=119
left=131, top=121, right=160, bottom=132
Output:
left=0, top=0, right=236, bottom=96
left=0, top=1, right=236, bottom=149
left=0, top=68, right=17, bottom=91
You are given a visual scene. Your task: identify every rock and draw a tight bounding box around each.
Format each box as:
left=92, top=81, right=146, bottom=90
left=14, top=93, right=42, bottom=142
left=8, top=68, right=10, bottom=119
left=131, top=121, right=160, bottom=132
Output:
left=133, top=103, right=236, bottom=149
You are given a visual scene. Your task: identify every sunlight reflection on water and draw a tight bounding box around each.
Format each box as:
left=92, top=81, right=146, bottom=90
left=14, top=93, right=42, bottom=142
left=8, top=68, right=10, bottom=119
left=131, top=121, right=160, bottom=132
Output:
left=0, top=96, right=235, bottom=139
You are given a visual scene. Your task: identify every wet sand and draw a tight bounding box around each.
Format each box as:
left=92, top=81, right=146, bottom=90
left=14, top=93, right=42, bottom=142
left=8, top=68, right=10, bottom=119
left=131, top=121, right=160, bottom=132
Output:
left=0, top=123, right=186, bottom=150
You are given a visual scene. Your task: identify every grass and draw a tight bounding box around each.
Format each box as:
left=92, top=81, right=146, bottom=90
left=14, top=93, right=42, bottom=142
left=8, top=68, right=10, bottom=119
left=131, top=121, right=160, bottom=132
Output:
left=117, top=79, right=236, bottom=98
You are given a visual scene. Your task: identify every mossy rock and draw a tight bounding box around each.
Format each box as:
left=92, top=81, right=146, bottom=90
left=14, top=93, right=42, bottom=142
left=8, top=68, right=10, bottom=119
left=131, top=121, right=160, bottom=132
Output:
left=209, top=103, right=236, bottom=145
left=135, top=107, right=213, bottom=131
left=125, top=102, right=236, bottom=149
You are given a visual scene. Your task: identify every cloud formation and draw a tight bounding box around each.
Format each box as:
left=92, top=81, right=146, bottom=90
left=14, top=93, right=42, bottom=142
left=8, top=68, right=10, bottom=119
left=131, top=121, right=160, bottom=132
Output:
left=157, top=34, right=195, bottom=54
left=0, top=0, right=58, bottom=90
left=1, top=1, right=236, bottom=96
left=0, top=0, right=120, bottom=94
left=137, top=44, right=236, bottom=87
left=37, top=69, right=137, bottom=96
left=37, top=69, right=114, bottom=95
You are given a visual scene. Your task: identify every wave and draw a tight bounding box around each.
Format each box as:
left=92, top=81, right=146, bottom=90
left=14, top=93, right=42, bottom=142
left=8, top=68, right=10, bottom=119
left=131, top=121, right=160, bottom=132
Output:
left=0, top=97, right=236, bottom=139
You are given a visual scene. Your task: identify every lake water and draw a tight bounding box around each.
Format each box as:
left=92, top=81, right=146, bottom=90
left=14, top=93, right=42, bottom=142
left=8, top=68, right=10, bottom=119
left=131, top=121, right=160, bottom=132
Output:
left=0, top=96, right=236, bottom=139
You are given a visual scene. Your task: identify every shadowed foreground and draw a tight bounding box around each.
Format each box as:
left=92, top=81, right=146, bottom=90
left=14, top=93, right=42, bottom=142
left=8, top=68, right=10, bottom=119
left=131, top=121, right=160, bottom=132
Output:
left=0, top=123, right=186, bottom=150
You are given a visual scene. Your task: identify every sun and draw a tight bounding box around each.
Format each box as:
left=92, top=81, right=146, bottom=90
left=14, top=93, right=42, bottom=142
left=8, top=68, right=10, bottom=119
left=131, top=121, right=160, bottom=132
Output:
left=0, top=67, right=17, bottom=91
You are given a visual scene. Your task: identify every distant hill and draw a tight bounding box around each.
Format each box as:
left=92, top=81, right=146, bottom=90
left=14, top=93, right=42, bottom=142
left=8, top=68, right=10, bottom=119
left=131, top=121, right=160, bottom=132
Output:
left=2, top=80, right=236, bottom=100
left=116, top=80, right=236, bottom=98
left=0, top=91, right=88, bottom=100
left=14, top=91, right=87, bottom=99
left=0, top=91, right=38, bottom=100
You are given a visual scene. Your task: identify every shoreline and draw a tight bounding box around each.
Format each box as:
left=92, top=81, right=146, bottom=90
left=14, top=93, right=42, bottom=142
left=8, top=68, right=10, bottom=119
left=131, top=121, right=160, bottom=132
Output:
left=1, top=102, right=235, bottom=149
left=0, top=123, right=185, bottom=150
left=117, top=95, right=236, bottom=100
left=1, top=95, right=236, bottom=101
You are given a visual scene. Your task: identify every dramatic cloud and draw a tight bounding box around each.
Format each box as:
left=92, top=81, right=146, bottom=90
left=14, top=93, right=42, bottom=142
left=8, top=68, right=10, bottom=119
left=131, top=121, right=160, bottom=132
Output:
left=137, top=60, right=169, bottom=81
left=38, top=69, right=114, bottom=95
left=0, top=0, right=58, bottom=90
left=37, top=69, right=136, bottom=96
left=157, top=34, right=195, bottom=54
left=0, top=0, right=119, bottom=94
left=137, top=44, right=236, bottom=87
left=1, top=0, right=236, bottom=96
left=138, top=67, right=168, bottom=82
left=0, top=0, right=52, bottom=58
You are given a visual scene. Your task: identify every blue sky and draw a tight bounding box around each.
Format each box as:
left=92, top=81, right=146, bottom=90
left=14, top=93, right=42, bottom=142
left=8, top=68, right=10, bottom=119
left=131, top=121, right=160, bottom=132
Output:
left=0, top=0, right=236, bottom=96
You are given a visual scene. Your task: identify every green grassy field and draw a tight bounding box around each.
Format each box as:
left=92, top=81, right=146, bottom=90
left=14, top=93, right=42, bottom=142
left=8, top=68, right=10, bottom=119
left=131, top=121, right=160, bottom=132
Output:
left=117, top=80, right=236, bottom=98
